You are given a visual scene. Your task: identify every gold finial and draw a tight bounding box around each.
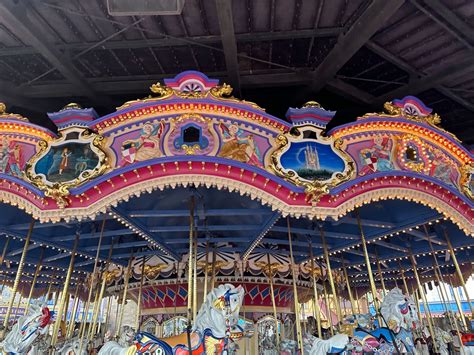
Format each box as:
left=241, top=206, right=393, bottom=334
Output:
left=303, top=101, right=323, bottom=109
left=0, top=102, right=6, bottom=114
left=62, top=102, right=82, bottom=110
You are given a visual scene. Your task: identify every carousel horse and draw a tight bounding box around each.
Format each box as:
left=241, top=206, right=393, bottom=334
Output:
left=344, top=288, right=419, bottom=354
left=99, top=284, right=244, bottom=355
left=117, top=326, right=136, bottom=347
left=0, top=302, right=52, bottom=355
left=452, top=332, right=474, bottom=354
left=303, top=333, right=350, bottom=354
left=56, top=337, right=88, bottom=355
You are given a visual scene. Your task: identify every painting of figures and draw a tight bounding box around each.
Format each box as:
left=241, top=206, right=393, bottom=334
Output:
left=279, top=141, right=346, bottom=181
left=34, top=142, right=99, bottom=183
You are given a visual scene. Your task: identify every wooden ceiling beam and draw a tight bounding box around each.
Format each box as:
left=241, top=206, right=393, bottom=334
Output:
left=309, top=0, right=405, bottom=92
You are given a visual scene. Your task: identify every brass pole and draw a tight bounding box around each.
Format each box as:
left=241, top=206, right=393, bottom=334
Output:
left=322, top=281, right=333, bottom=336
left=14, top=285, right=24, bottom=319
left=51, top=231, right=79, bottom=346
left=79, top=217, right=106, bottom=341
left=287, top=217, right=303, bottom=352
left=210, top=244, right=217, bottom=290
left=266, top=253, right=280, bottom=348
left=409, top=252, right=438, bottom=353
left=375, top=251, right=387, bottom=296
left=433, top=270, right=464, bottom=352
left=192, top=236, right=197, bottom=321
left=67, top=281, right=81, bottom=338
left=355, top=211, right=380, bottom=325
left=103, top=295, right=112, bottom=334
left=0, top=235, right=12, bottom=264
left=203, top=240, right=209, bottom=303
left=44, top=278, right=53, bottom=303
left=398, top=263, right=410, bottom=295
left=309, top=241, right=322, bottom=338
left=354, top=288, right=362, bottom=314
left=424, top=225, right=464, bottom=345
left=411, top=286, right=423, bottom=327
left=90, top=240, right=115, bottom=338
left=442, top=228, right=474, bottom=315
left=116, top=254, right=133, bottom=337
left=25, top=246, right=45, bottom=313
left=135, top=255, right=146, bottom=331
left=342, top=259, right=356, bottom=316
left=448, top=275, right=468, bottom=330
left=319, top=226, right=342, bottom=324
left=187, top=196, right=194, bottom=324
left=2, top=220, right=35, bottom=331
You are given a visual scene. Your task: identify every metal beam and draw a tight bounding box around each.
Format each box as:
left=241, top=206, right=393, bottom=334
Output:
left=109, top=207, right=179, bottom=260
left=373, top=51, right=474, bottom=104
left=0, top=0, right=108, bottom=105
left=215, top=0, right=241, bottom=94
left=366, top=40, right=474, bottom=113
left=0, top=28, right=343, bottom=57
left=309, top=0, right=405, bottom=91
left=242, top=212, right=280, bottom=258
left=129, top=208, right=272, bottom=218
left=332, top=217, right=395, bottom=229
left=151, top=224, right=261, bottom=233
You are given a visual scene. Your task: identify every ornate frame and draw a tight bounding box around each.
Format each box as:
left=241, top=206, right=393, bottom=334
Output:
left=270, top=125, right=355, bottom=201
left=25, top=127, right=109, bottom=207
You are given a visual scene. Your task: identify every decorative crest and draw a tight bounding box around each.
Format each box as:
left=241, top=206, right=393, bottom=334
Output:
left=272, top=103, right=354, bottom=201
left=286, top=101, right=336, bottom=128
left=48, top=104, right=98, bottom=130
left=383, top=96, right=441, bottom=126
left=25, top=107, right=109, bottom=207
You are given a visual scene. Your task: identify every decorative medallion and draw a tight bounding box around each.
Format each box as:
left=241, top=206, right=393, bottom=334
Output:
left=164, top=114, right=218, bottom=156
left=271, top=102, right=354, bottom=201
left=25, top=104, right=109, bottom=207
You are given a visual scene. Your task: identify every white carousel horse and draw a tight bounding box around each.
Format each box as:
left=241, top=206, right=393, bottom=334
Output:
left=28, top=334, right=51, bottom=355
left=56, top=337, right=88, bottom=355
left=305, top=288, right=419, bottom=354
left=348, top=287, right=419, bottom=354
left=453, top=334, right=474, bottom=355
left=99, top=284, right=245, bottom=355
left=0, top=302, right=52, bottom=354
left=117, top=325, right=135, bottom=347
left=303, top=333, right=349, bottom=354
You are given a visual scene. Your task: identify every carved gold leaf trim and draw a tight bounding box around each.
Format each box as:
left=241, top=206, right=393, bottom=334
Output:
left=269, top=125, right=355, bottom=202
left=24, top=128, right=110, bottom=208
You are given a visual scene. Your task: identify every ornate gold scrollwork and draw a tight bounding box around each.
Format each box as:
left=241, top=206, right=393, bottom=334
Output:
left=270, top=125, right=355, bottom=203
left=24, top=128, right=110, bottom=208
left=143, top=263, right=167, bottom=280
left=460, top=162, right=474, bottom=200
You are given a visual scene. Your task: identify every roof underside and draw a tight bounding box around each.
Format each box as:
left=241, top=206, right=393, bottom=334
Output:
left=0, top=0, right=473, bottom=144
left=0, top=186, right=471, bottom=289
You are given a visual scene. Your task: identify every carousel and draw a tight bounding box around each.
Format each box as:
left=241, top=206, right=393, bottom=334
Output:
left=0, top=70, right=471, bottom=354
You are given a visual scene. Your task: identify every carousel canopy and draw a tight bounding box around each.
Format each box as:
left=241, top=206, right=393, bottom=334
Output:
left=0, top=68, right=470, bottom=295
